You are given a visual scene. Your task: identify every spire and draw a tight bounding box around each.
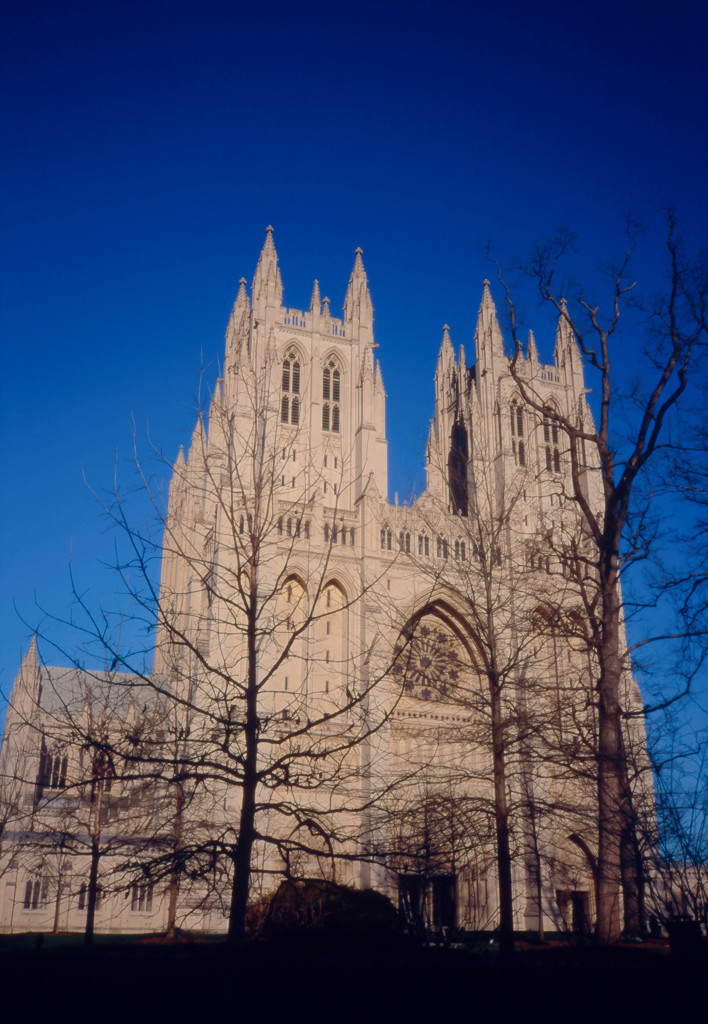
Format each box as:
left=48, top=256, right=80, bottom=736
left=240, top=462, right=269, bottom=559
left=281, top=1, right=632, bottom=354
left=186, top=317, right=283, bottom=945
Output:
left=374, top=358, right=385, bottom=392
left=427, top=419, right=436, bottom=457
left=527, top=329, right=538, bottom=364
left=310, top=279, right=321, bottom=314
left=554, top=297, right=580, bottom=364
left=343, top=247, right=373, bottom=338
left=459, top=343, right=468, bottom=377
left=475, top=279, right=505, bottom=365
left=26, top=635, right=39, bottom=673
left=252, top=225, right=283, bottom=311
left=230, top=277, right=250, bottom=335
left=437, top=324, right=455, bottom=371
left=233, top=277, right=249, bottom=315
left=207, top=381, right=226, bottom=463
left=187, top=415, right=207, bottom=472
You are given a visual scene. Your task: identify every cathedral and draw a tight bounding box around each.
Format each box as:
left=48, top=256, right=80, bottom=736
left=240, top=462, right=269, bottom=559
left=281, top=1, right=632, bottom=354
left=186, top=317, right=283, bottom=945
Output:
left=0, top=228, right=647, bottom=938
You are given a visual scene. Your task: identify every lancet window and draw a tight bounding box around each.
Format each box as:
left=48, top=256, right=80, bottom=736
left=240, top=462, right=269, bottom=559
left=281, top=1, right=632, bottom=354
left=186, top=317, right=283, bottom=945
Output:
left=322, top=359, right=341, bottom=433
left=543, top=411, right=561, bottom=473
left=510, top=400, right=525, bottom=466
left=281, top=350, right=301, bottom=426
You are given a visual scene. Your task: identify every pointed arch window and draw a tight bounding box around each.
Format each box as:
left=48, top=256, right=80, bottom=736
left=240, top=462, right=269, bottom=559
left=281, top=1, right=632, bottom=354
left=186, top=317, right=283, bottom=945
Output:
left=281, top=350, right=301, bottom=426
left=543, top=411, right=561, bottom=474
left=322, top=360, right=341, bottom=433
left=510, top=400, right=526, bottom=467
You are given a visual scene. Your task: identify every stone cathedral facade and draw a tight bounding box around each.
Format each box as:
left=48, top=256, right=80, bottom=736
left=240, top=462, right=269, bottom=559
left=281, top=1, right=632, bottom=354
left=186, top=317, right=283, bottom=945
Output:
left=0, top=228, right=646, bottom=937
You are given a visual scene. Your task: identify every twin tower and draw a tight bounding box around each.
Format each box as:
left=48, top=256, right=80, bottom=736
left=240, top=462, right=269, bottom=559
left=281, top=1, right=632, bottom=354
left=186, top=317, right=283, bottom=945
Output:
left=174, top=226, right=592, bottom=530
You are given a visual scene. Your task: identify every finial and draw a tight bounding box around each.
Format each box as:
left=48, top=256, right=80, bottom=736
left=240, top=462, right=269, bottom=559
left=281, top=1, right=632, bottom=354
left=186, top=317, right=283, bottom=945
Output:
left=560, top=297, right=568, bottom=312
left=483, top=278, right=490, bottom=287
left=266, top=225, right=274, bottom=234
left=443, top=324, right=450, bottom=332
left=355, top=246, right=363, bottom=256
left=239, top=277, right=247, bottom=285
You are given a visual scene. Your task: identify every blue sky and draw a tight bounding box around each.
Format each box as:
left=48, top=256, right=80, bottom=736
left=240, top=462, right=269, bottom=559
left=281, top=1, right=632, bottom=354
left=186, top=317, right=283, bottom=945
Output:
left=2, top=0, right=707, bottom=725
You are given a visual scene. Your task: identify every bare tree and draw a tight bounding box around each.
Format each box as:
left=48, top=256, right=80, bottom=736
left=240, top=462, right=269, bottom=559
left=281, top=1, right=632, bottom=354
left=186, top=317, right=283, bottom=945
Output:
left=29, top=246, right=411, bottom=950
left=644, top=712, right=708, bottom=935
left=368, top=333, right=593, bottom=957
left=10, top=664, right=169, bottom=943
left=495, top=210, right=708, bottom=941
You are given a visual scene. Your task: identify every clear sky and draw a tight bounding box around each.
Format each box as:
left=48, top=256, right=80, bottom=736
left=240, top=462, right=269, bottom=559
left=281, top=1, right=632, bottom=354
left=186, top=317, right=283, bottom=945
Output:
left=2, top=0, right=707, bottom=719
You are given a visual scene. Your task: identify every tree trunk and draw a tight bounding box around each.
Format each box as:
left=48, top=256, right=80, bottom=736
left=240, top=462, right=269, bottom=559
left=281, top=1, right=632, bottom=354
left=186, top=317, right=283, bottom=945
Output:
left=52, top=878, right=62, bottom=934
left=619, top=728, right=644, bottom=934
left=490, top=672, right=514, bottom=959
left=165, top=783, right=185, bottom=941
left=595, top=574, right=625, bottom=944
left=227, top=599, right=259, bottom=951
left=84, top=839, right=100, bottom=947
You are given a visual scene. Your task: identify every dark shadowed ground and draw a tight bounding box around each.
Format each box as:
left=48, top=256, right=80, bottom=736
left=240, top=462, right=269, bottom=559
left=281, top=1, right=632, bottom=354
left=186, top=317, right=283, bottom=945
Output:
left=0, top=934, right=704, bottom=1024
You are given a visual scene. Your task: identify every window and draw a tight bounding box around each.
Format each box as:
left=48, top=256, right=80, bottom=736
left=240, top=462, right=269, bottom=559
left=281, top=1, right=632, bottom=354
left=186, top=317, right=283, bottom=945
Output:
left=543, top=412, right=561, bottom=473
left=281, top=351, right=301, bottom=426
left=322, top=360, right=341, bottom=433
left=437, top=537, right=448, bottom=559
left=39, top=749, right=68, bottom=793
left=24, top=878, right=48, bottom=910
left=131, top=883, right=153, bottom=913
left=381, top=527, right=392, bottom=551
left=511, top=401, right=526, bottom=467
left=417, top=533, right=429, bottom=556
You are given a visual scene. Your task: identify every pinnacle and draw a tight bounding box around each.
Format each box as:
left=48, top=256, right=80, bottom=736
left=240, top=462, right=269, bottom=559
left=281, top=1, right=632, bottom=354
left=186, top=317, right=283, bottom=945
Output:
left=310, top=279, right=321, bottom=312
left=344, top=247, right=372, bottom=326
left=252, top=225, right=282, bottom=307
left=528, top=329, right=539, bottom=362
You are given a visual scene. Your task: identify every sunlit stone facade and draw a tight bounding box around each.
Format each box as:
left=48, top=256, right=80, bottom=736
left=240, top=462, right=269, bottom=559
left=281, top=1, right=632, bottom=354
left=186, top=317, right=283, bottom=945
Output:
left=0, top=229, right=648, bottom=937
